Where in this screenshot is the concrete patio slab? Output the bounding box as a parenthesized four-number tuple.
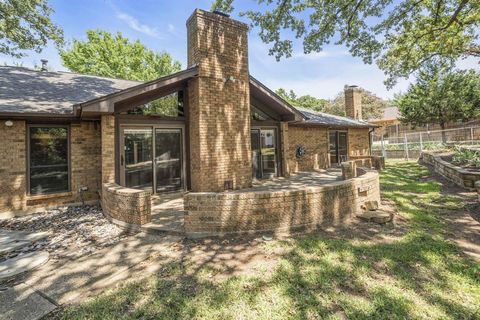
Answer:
(0, 284, 56, 320)
(0, 251, 49, 281)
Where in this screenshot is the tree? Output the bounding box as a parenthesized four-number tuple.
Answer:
(277, 87, 388, 119)
(0, 0, 63, 57)
(212, 0, 480, 87)
(276, 88, 328, 112)
(60, 30, 181, 82)
(394, 63, 480, 142)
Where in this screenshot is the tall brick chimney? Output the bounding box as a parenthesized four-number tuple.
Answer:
(186, 9, 252, 192)
(344, 85, 362, 120)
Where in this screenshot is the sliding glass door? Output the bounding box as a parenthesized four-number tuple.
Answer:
(154, 129, 183, 193)
(329, 131, 348, 165)
(123, 128, 154, 190)
(121, 126, 184, 193)
(251, 128, 278, 179)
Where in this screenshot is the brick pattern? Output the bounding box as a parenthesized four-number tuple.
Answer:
(0, 120, 101, 215)
(71, 121, 101, 202)
(348, 128, 370, 157)
(422, 151, 480, 189)
(101, 115, 115, 184)
(287, 125, 329, 172)
(102, 183, 151, 225)
(187, 9, 252, 192)
(344, 87, 362, 120)
(184, 170, 380, 237)
(0, 120, 26, 213)
(280, 122, 290, 177)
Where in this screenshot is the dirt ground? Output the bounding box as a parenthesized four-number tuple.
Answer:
(422, 166, 480, 261)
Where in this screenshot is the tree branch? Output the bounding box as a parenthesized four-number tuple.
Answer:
(347, 0, 365, 37)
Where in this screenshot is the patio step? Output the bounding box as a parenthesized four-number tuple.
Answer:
(141, 210, 185, 236)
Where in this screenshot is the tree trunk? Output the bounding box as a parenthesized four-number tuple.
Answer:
(440, 122, 447, 143)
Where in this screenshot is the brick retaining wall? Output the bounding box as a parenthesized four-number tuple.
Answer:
(101, 183, 151, 225)
(421, 151, 480, 189)
(184, 170, 380, 238)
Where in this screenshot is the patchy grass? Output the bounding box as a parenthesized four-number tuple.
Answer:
(61, 162, 480, 320)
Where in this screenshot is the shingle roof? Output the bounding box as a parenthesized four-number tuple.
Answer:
(295, 107, 375, 128)
(0, 66, 141, 114)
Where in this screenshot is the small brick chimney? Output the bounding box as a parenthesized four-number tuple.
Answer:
(186, 9, 252, 192)
(344, 85, 362, 120)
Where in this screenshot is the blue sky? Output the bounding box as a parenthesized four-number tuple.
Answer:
(1, 0, 477, 100)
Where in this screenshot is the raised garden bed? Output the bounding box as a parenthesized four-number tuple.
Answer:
(421, 151, 480, 189)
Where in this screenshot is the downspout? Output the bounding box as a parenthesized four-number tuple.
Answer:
(368, 128, 374, 156)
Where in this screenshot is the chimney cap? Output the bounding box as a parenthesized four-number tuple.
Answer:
(212, 10, 230, 18)
(40, 59, 48, 72)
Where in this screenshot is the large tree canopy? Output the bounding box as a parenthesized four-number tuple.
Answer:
(60, 30, 181, 82)
(276, 87, 388, 119)
(395, 63, 480, 140)
(212, 0, 479, 87)
(0, 0, 63, 57)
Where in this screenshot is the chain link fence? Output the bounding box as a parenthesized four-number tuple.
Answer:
(372, 126, 480, 160)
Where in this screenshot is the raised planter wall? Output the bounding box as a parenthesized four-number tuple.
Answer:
(421, 151, 480, 189)
(184, 170, 380, 238)
(101, 183, 151, 226)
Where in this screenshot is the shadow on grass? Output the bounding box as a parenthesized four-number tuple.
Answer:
(61, 162, 480, 320)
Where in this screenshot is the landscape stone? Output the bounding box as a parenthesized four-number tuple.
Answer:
(356, 210, 393, 224)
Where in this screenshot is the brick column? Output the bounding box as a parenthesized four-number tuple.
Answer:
(280, 122, 290, 177)
(101, 115, 115, 185)
(186, 9, 252, 192)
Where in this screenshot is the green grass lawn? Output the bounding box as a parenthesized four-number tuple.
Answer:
(62, 162, 480, 320)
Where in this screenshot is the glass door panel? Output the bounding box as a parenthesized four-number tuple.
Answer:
(260, 129, 277, 178)
(329, 131, 348, 165)
(251, 129, 262, 179)
(155, 129, 183, 193)
(338, 132, 348, 163)
(124, 128, 153, 191)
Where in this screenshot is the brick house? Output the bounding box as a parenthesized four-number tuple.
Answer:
(0, 9, 377, 226)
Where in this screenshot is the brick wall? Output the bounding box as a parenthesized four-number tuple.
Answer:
(0, 120, 101, 216)
(349, 128, 370, 157)
(184, 170, 380, 237)
(102, 183, 151, 225)
(71, 121, 101, 202)
(345, 86, 362, 120)
(422, 151, 480, 189)
(0, 120, 26, 213)
(287, 125, 329, 172)
(101, 114, 115, 185)
(187, 9, 252, 192)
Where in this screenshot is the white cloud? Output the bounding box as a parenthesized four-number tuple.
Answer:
(116, 12, 162, 39)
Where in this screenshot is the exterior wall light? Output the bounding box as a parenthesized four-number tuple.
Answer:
(5, 120, 13, 127)
(224, 76, 236, 83)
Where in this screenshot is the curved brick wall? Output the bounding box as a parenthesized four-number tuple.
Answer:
(101, 183, 151, 226)
(184, 170, 380, 237)
(421, 151, 480, 189)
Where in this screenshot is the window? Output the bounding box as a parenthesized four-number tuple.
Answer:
(29, 126, 69, 195)
(125, 91, 184, 117)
